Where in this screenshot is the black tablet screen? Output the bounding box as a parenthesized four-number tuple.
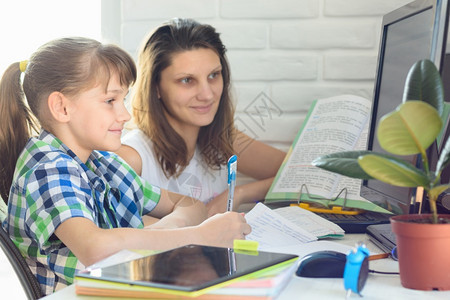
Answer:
(78, 244, 298, 292)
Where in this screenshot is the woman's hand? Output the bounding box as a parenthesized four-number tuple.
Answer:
(205, 191, 228, 217)
(149, 189, 207, 228)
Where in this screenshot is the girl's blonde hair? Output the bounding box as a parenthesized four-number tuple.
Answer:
(0, 37, 136, 203)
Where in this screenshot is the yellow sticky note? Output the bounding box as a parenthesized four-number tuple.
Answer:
(233, 239, 259, 251)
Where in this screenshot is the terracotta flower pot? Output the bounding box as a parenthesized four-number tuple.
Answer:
(390, 214, 450, 290)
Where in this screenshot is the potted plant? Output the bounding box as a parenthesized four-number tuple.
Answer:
(312, 59, 450, 291)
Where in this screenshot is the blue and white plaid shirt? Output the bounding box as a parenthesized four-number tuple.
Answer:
(2, 130, 160, 295)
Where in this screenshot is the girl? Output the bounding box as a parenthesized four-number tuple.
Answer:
(117, 18, 286, 216)
(0, 37, 250, 295)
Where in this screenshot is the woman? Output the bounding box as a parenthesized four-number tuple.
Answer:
(117, 18, 286, 216)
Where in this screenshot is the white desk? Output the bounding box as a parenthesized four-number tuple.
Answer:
(43, 233, 450, 300)
(277, 234, 450, 300)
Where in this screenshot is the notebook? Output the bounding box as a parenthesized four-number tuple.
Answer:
(264, 202, 391, 234)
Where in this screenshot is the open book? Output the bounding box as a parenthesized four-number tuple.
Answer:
(244, 203, 344, 252)
(265, 94, 390, 214)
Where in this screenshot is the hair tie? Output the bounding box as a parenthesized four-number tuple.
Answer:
(19, 60, 28, 73)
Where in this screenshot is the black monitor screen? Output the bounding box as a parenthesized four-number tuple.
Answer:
(361, 0, 448, 215)
(373, 10, 433, 123)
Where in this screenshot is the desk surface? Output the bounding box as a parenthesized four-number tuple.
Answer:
(43, 233, 450, 300)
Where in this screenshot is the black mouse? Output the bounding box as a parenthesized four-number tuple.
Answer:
(296, 250, 347, 278)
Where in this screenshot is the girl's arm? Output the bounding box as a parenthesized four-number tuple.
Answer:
(55, 211, 250, 267)
(146, 189, 207, 228)
(115, 146, 206, 228)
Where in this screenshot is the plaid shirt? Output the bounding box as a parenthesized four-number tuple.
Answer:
(2, 130, 160, 295)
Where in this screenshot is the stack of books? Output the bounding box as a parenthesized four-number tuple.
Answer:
(75, 245, 299, 300)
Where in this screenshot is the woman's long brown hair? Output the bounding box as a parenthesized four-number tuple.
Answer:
(132, 18, 235, 178)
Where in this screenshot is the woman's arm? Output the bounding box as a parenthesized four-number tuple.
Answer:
(142, 215, 161, 227)
(147, 189, 207, 228)
(205, 130, 286, 215)
(55, 211, 251, 267)
(234, 130, 286, 179)
(206, 177, 274, 216)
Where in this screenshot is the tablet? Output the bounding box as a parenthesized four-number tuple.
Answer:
(76, 244, 298, 295)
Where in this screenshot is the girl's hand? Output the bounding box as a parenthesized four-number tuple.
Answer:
(196, 211, 251, 248)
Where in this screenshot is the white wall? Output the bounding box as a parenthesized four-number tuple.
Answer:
(103, 0, 414, 151)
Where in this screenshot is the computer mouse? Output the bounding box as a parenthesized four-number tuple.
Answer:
(391, 246, 398, 261)
(296, 250, 347, 278)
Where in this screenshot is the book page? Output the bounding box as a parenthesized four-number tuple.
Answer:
(273, 206, 344, 238)
(270, 94, 370, 200)
(244, 203, 317, 250)
(333, 125, 369, 201)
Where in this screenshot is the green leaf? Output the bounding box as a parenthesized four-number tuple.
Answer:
(358, 154, 429, 187)
(377, 101, 442, 155)
(312, 151, 374, 180)
(403, 59, 444, 115)
(428, 185, 450, 201)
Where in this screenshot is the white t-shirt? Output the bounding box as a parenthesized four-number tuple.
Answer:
(122, 129, 228, 204)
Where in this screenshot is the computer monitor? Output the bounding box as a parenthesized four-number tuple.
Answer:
(360, 0, 449, 215)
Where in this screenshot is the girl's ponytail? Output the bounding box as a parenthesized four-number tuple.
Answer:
(0, 62, 38, 204)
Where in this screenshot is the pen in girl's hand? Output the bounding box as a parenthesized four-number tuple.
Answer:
(227, 155, 237, 211)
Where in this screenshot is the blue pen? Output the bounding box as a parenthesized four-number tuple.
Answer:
(227, 155, 237, 211)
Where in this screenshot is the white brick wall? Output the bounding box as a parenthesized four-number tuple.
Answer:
(105, 0, 414, 151)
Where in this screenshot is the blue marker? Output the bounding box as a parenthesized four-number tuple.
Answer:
(227, 155, 237, 211)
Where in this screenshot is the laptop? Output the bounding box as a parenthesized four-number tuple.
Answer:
(315, 211, 391, 234)
(366, 223, 396, 253)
